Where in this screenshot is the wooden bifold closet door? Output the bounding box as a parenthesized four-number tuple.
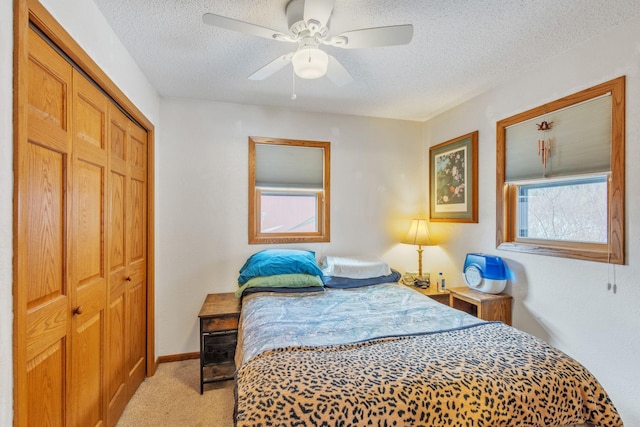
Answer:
(14, 19, 150, 427)
(106, 101, 148, 424)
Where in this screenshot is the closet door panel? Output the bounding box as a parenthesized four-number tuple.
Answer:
(127, 276, 146, 398)
(27, 342, 65, 427)
(70, 70, 108, 427)
(23, 144, 66, 319)
(72, 161, 103, 278)
(106, 108, 129, 424)
(106, 291, 126, 419)
(126, 125, 147, 398)
(130, 175, 145, 263)
(109, 171, 126, 271)
(27, 30, 69, 152)
(19, 27, 72, 427)
(71, 311, 103, 426)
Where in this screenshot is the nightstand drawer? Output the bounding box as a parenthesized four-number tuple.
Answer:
(203, 331, 237, 365)
(201, 316, 238, 332)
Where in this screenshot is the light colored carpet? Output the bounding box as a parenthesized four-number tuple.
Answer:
(116, 359, 235, 427)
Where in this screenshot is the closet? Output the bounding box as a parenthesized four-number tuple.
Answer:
(13, 3, 154, 426)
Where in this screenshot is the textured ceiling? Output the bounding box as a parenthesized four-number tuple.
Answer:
(93, 0, 640, 121)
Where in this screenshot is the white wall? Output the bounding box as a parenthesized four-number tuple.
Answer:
(4, 0, 637, 424)
(0, 0, 160, 423)
(423, 16, 640, 425)
(0, 0, 14, 425)
(157, 97, 424, 356)
(38, 0, 160, 124)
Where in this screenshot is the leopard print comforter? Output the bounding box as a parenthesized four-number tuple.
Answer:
(235, 323, 622, 426)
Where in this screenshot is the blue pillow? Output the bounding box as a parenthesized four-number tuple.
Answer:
(238, 249, 323, 285)
(322, 269, 402, 288)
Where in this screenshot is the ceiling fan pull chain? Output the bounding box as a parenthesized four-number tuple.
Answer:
(291, 66, 297, 100)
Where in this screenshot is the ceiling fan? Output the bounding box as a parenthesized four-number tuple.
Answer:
(202, 0, 413, 87)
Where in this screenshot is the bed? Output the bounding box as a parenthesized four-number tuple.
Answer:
(233, 250, 622, 426)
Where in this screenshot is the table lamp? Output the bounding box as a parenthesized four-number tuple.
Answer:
(401, 218, 435, 286)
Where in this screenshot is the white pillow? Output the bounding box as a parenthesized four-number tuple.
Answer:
(320, 255, 392, 279)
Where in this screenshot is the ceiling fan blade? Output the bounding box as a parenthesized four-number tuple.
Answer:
(248, 53, 293, 80)
(325, 55, 353, 86)
(328, 24, 413, 49)
(303, 0, 335, 29)
(203, 13, 293, 42)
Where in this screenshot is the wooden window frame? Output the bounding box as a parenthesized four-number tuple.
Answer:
(249, 136, 330, 244)
(496, 77, 625, 264)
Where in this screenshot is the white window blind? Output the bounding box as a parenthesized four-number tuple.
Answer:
(505, 94, 611, 182)
(255, 144, 324, 189)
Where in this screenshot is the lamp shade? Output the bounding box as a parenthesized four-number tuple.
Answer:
(292, 47, 329, 79)
(402, 219, 434, 246)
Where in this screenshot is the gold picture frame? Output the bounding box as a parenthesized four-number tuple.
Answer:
(429, 131, 478, 223)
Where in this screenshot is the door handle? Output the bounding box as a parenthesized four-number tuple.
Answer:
(73, 306, 84, 315)
(125, 276, 132, 282)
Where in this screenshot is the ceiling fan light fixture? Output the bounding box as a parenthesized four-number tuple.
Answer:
(292, 47, 328, 79)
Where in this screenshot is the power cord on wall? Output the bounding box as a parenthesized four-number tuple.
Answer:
(606, 174, 616, 294)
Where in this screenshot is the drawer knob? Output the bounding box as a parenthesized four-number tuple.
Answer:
(73, 306, 84, 315)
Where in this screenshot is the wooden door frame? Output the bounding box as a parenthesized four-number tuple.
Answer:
(13, 0, 156, 424)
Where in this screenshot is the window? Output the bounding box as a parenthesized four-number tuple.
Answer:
(516, 176, 608, 243)
(248, 137, 330, 244)
(496, 77, 625, 264)
(259, 191, 319, 233)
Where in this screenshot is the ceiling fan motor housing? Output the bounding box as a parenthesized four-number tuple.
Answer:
(286, 0, 329, 38)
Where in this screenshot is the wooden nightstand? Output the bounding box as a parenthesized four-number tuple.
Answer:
(198, 293, 241, 394)
(448, 287, 512, 325)
(401, 282, 450, 306)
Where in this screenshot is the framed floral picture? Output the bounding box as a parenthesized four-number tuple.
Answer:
(429, 131, 478, 222)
